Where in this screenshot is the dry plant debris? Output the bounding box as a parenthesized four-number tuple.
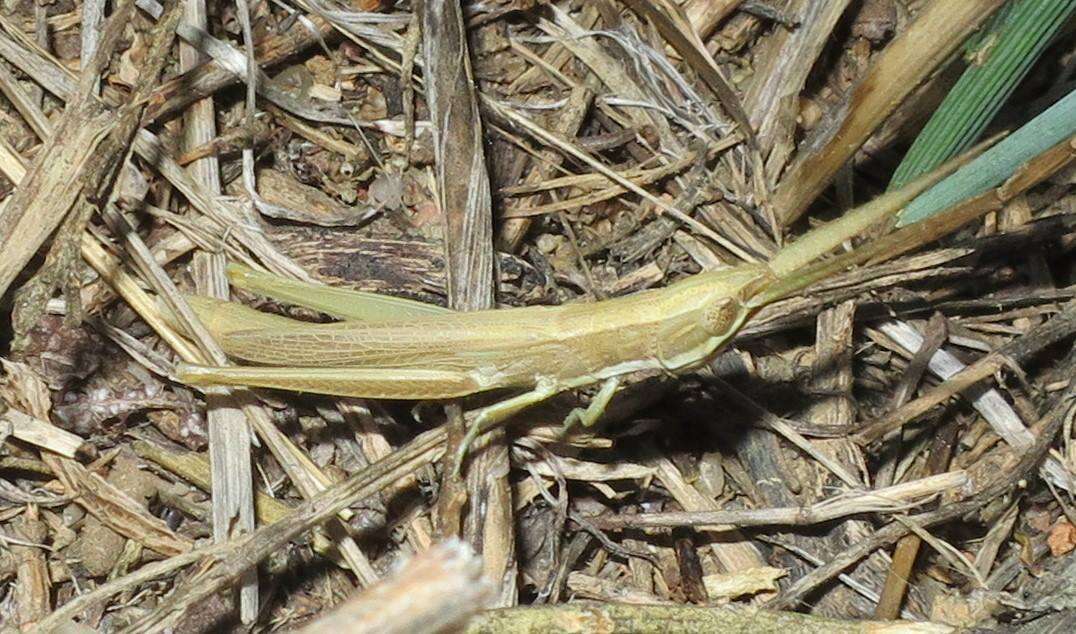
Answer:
(0, 0, 1073, 631)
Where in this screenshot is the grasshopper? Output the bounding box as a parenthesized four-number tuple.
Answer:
(176, 160, 967, 466)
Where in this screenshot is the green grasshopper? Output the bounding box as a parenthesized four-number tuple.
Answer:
(176, 160, 966, 466)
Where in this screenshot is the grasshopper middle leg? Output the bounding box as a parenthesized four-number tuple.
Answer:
(454, 377, 560, 474)
(453, 375, 621, 474)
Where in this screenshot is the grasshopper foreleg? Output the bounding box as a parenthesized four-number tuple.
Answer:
(564, 377, 620, 430)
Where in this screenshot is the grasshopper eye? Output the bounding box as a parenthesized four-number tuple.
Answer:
(702, 297, 741, 336)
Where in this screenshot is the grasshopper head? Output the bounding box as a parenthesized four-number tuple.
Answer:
(694, 266, 776, 339)
(701, 297, 741, 336)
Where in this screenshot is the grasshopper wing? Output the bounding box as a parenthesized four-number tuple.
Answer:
(227, 264, 453, 321)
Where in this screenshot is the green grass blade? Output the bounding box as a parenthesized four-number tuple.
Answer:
(890, 0, 1076, 191)
(898, 88, 1076, 226)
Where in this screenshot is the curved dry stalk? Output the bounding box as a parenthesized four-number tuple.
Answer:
(590, 471, 968, 530)
(771, 0, 1008, 225)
